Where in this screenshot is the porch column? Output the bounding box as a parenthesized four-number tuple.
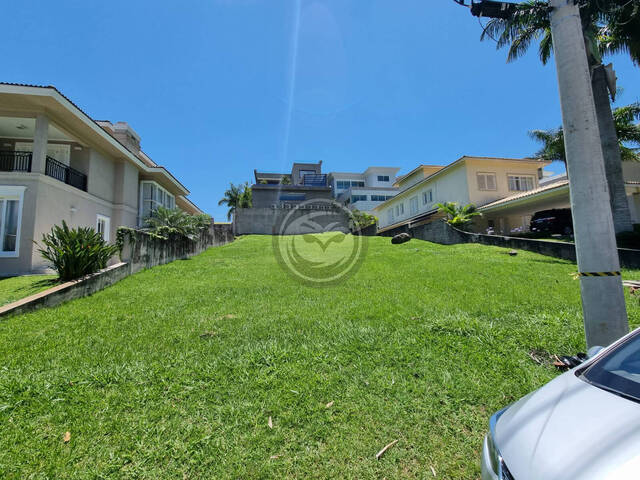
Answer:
(31, 114, 48, 174)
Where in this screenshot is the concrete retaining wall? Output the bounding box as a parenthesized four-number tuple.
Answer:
(235, 207, 351, 235)
(120, 223, 234, 274)
(0, 262, 131, 318)
(405, 219, 640, 268)
(0, 223, 235, 318)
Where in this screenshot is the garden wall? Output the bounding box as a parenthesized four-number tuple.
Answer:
(0, 262, 131, 318)
(406, 219, 640, 269)
(235, 207, 351, 235)
(120, 223, 234, 274)
(0, 223, 235, 318)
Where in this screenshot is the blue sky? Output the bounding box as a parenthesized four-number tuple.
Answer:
(4, 0, 640, 220)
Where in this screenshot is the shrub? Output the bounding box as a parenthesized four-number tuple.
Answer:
(350, 209, 377, 230)
(436, 202, 481, 229)
(37, 221, 119, 281)
(144, 207, 212, 240)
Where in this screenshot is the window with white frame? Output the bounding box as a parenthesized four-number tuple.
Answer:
(395, 202, 404, 216)
(139, 181, 176, 220)
(387, 209, 393, 224)
(0, 186, 25, 257)
(377, 175, 390, 182)
(422, 189, 433, 205)
(508, 175, 535, 192)
(477, 172, 497, 191)
(409, 196, 418, 215)
(96, 214, 111, 242)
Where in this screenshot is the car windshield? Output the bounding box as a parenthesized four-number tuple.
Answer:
(580, 330, 640, 402)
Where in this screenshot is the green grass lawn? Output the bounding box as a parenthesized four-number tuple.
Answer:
(0, 275, 57, 307)
(1, 235, 639, 479)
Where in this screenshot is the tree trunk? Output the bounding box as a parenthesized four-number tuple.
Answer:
(591, 65, 633, 233)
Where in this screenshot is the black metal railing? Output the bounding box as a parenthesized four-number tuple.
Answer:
(0, 151, 32, 172)
(302, 174, 328, 186)
(45, 156, 87, 191)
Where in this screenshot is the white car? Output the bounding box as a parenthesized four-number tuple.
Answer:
(481, 327, 640, 480)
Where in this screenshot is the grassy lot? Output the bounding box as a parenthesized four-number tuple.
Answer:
(1, 235, 639, 479)
(0, 275, 57, 306)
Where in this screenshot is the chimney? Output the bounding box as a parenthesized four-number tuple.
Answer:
(110, 121, 141, 153)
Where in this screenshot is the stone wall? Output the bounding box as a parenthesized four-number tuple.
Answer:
(120, 223, 234, 274)
(235, 207, 351, 235)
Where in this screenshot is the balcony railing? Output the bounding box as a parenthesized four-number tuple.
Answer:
(45, 156, 88, 192)
(301, 174, 328, 187)
(0, 151, 32, 172)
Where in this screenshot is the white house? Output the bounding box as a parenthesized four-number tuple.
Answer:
(328, 167, 400, 214)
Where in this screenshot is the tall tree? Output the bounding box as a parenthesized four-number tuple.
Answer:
(481, 0, 640, 232)
(218, 182, 252, 221)
(530, 102, 640, 164)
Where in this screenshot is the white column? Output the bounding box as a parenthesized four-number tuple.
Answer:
(32, 114, 48, 174)
(550, 0, 628, 347)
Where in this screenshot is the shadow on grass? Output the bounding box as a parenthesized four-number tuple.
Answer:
(529, 257, 574, 266)
(0, 277, 59, 295)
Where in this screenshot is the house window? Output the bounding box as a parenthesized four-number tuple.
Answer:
(0, 186, 25, 257)
(387, 210, 394, 224)
(409, 196, 418, 215)
(336, 180, 351, 190)
(508, 175, 535, 192)
(377, 175, 390, 182)
(351, 195, 368, 203)
(140, 181, 176, 221)
(477, 173, 497, 191)
(371, 195, 391, 201)
(422, 189, 433, 205)
(395, 202, 405, 216)
(351, 181, 365, 187)
(96, 214, 111, 242)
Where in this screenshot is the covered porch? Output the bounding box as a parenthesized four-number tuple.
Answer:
(0, 115, 88, 191)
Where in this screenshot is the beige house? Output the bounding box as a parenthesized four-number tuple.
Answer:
(478, 162, 640, 234)
(375, 156, 549, 233)
(0, 83, 202, 275)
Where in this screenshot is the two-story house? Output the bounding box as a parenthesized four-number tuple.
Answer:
(328, 167, 400, 214)
(252, 161, 333, 208)
(375, 156, 549, 233)
(0, 83, 202, 275)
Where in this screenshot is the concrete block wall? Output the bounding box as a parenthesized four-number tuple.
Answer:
(235, 207, 351, 235)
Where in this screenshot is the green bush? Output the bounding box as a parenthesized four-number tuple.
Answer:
(144, 207, 212, 240)
(37, 221, 119, 281)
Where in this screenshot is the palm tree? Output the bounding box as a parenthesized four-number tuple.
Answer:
(530, 102, 640, 164)
(436, 202, 481, 229)
(481, 0, 640, 232)
(218, 182, 252, 221)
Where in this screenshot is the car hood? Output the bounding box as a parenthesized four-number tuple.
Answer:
(496, 370, 640, 480)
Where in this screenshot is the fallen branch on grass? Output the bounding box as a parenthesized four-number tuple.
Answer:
(375, 439, 398, 460)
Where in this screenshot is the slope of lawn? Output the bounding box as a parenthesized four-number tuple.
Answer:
(1, 234, 639, 479)
(0, 274, 57, 307)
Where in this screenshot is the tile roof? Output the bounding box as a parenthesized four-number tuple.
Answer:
(0, 82, 190, 196)
(479, 179, 569, 210)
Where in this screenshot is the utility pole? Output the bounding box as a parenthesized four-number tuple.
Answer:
(549, 0, 628, 347)
(458, 0, 629, 347)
